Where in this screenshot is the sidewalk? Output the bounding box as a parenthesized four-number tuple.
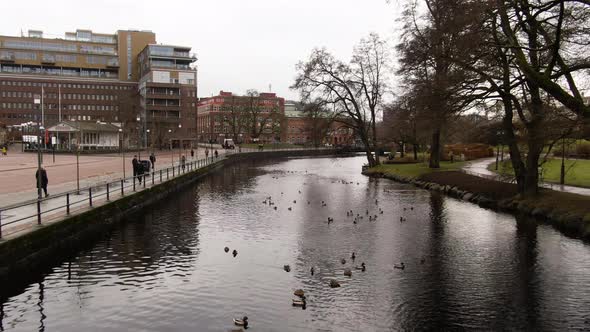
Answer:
(0, 148, 223, 206)
(462, 157, 590, 196)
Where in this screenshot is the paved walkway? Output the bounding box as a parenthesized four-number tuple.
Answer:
(462, 157, 590, 196)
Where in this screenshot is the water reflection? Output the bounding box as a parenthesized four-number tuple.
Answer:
(1, 156, 589, 331)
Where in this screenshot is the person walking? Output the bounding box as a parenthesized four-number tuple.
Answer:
(35, 167, 49, 197)
(214, 149, 219, 159)
(149, 152, 156, 171)
(181, 155, 186, 171)
(190, 148, 194, 159)
(132, 155, 139, 183)
(205, 148, 209, 159)
(1, 146, 6, 156)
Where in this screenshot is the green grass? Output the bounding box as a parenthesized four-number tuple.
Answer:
(367, 160, 467, 178)
(489, 159, 590, 188)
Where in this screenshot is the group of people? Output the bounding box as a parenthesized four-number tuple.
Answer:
(132, 153, 157, 183)
(204, 148, 219, 159)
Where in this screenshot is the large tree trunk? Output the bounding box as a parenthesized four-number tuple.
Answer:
(413, 143, 419, 161)
(429, 128, 441, 168)
(400, 142, 405, 158)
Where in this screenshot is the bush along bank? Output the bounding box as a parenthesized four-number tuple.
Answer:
(364, 169, 590, 241)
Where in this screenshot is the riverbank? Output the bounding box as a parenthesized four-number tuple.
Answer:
(364, 164, 590, 241)
(490, 159, 590, 188)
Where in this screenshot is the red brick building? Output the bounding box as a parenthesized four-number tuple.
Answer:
(284, 101, 355, 146)
(197, 91, 285, 143)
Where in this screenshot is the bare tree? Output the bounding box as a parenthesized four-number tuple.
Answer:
(292, 33, 389, 166)
(301, 99, 335, 147)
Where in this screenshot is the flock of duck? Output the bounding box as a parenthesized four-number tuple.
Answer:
(226, 175, 421, 330)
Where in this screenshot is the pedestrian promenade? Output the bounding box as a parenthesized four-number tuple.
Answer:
(0, 145, 330, 240)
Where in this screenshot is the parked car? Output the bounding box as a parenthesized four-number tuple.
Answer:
(223, 139, 235, 149)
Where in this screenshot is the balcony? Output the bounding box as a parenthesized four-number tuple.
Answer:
(146, 103, 181, 110)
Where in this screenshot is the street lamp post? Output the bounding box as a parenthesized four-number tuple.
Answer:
(33, 97, 42, 199)
(168, 129, 173, 166)
(119, 128, 125, 179)
(136, 116, 141, 160)
(178, 124, 182, 162)
(146, 129, 151, 153)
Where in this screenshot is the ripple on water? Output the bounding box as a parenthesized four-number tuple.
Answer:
(2, 156, 590, 331)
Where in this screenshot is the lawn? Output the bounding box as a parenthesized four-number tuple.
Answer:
(367, 160, 467, 178)
(489, 158, 590, 188)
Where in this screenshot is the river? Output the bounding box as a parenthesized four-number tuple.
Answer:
(1, 156, 589, 331)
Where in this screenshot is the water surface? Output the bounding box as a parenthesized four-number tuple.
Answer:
(2, 156, 589, 331)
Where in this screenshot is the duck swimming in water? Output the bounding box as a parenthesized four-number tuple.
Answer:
(224, 247, 230, 253)
(394, 262, 405, 270)
(232, 250, 238, 257)
(341, 258, 346, 265)
(284, 265, 291, 272)
(233, 316, 248, 328)
(310, 267, 315, 276)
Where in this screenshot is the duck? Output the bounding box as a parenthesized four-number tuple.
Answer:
(355, 262, 366, 272)
(329, 279, 341, 288)
(307, 201, 310, 205)
(224, 246, 230, 253)
(353, 220, 357, 225)
(410, 207, 414, 210)
(233, 316, 249, 328)
(288, 207, 292, 211)
(273, 206, 277, 210)
(394, 262, 405, 270)
(310, 267, 315, 276)
(366, 210, 369, 215)
(232, 250, 238, 257)
(292, 296, 306, 307)
(344, 268, 352, 277)
(283, 265, 291, 272)
(293, 200, 296, 204)
(294, 289, 305, 297)
(351, 252, 356, 260)
(340, 258, 346, 265)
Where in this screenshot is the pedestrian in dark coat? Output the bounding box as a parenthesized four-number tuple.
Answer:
(190, 149, 194, 159)
(181, 155, 186, 171)
(36, 167, 49, 197)
(132, 155, 141, 183)
(214, 150, 219, 159)
(149, 153, 156, 170)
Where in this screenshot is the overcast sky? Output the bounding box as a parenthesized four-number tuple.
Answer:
(0, 0, 400, 100)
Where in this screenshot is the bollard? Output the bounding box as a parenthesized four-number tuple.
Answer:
(121, 179, 124, 196)
(133, 177, 136, 191)
(167, 168, 169, 180)
(160, 169, 162, 182)
(152, 171, 155, 184)
(143, 175, 146, 188)
(37, 200, 41, 225)
(66, 193, 70, 214)
(89, 187, 93, 207)
(173, 166, 175, 177)
(106, 183, 110, 201)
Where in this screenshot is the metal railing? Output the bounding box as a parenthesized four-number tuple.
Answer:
(0, 145, 335, 239)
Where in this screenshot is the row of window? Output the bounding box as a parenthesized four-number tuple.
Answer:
(0, 113, 111, 122)
(1, 91, 119, 101)
(1, 102, 119, 112)
(0, 80, 133, 90)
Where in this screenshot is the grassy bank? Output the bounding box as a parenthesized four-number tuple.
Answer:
(489, 159, 590, 188)
(366, 162, 590, 240)
(367, 160, 466, 178)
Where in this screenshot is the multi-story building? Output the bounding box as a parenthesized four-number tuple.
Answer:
(0, 29, 197, 149)
(197, 91, 285, 144)
(284, 100, 355, 146)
